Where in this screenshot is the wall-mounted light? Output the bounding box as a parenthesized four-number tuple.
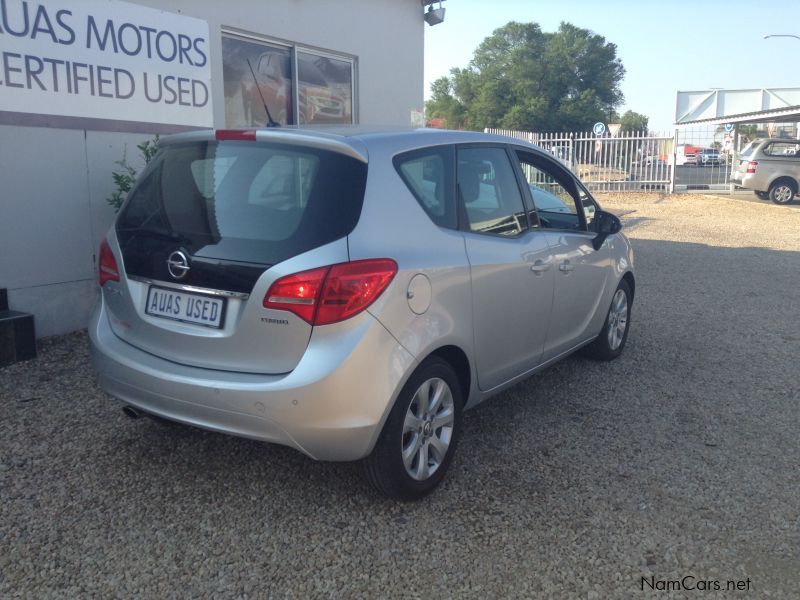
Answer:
(422, 0, 446, 26)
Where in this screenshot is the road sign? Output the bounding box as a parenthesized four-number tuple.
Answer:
(724, 123, 734, 133)
(595, 139, 602, 153)
(608, 123, 621, 137)
(593, 122, 606, 136)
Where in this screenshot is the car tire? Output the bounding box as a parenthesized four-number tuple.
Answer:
(362, 357, 463, 501)
(581, 279, 632, 361)
(755, 191, 769, 200)
(768, 180, 796, 205)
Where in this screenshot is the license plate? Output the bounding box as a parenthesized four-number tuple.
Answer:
(145, 286, 226, 329)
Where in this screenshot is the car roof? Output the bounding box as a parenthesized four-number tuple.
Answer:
(754, 137, 800, 144)
(160, 127, 544, 163)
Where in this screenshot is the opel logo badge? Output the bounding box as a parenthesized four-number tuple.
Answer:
(166, 250, 190, 280)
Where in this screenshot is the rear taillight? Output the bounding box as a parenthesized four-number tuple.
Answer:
(98, 238, 120, 286)
(747, 161, 758, 174)
(264, 259, 398, 325)
(264, 266, 329, 323)
(215, 129, 257, 141)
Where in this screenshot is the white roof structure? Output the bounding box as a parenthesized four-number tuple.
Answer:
(675, 88, 800, 126)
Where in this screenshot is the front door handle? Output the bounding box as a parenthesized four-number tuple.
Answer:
(559, 261, 574, 273)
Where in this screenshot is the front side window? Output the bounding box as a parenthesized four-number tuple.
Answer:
(515, 150, 585, 231)
(458, 147, 528, 236)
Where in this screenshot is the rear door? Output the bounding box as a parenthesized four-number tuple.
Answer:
(458, 145, 555, 390)
(513, 148, 611, 361)
(107, 137, 367, 374)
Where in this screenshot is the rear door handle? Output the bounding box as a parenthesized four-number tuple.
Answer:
(530, 260, 551, 274)
(559, 261, 574, 273)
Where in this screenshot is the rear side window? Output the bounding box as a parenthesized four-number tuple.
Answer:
(117, 141, 366, 266)
(393, 146, 456, 229)
(458, 146, 528, 236)
(762, 142, 800, 157)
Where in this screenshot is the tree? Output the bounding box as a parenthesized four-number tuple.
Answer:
(428, 21, 626, 131)
(619, 110, 649, 134)
(424, 76, 466, 129)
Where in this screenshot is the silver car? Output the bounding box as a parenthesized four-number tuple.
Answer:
(732, 137, 800, 204)
(90, 128, 635, 500)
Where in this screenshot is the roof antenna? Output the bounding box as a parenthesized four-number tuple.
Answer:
(246, 58, 280, 128)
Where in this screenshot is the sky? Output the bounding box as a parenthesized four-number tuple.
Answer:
(424, 0, 800, 132)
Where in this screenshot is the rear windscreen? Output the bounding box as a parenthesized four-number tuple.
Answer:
(117, 141, 367, 265)
(739, 142, 757, 159)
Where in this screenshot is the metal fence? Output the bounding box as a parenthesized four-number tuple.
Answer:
(485, 126, 750, 193)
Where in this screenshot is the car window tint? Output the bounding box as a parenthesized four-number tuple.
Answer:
(515, 150, 583, 231)
(117, 141, 366, 267)
(394, 146, 456, 229)
(458, 147, 527, 236)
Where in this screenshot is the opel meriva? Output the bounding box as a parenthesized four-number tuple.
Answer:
(90, 128, 635, 500)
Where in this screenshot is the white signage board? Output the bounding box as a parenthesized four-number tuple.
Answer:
(0, 0, 212, 128)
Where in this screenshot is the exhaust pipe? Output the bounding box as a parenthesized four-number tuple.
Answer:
(122, 405, 143, 419)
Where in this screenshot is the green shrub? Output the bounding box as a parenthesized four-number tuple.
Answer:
(107, 135, 159, 212)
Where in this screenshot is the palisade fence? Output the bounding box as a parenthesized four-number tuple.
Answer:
(485, 127, 742, 193)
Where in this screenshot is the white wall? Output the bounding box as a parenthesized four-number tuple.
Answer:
(0, 0, 423, 337)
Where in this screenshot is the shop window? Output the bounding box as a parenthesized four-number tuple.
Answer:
(297, 52, 354, 125)
(222, 33, 356, 127)
(222, 37, 292, 127)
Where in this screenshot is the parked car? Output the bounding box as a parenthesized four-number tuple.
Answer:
(631, 156, 667, 169)
(90, 128, 635, 500)
(731, 138, 800, 204)
(696, 148, 722, 166)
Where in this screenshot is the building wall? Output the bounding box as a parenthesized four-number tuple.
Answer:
(0, 0, 423, 337)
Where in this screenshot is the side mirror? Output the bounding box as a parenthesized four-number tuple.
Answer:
(591, 210, 622, 250)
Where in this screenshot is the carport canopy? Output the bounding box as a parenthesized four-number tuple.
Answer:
(675, 104, 800, 127)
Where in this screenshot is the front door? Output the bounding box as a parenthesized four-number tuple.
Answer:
(513, 149, 611, 360)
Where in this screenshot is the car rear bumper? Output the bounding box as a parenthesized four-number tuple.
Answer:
(731, 173, 764, 191)
(89, 297, 416, 461)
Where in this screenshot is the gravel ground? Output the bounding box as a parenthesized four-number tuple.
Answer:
(2, 193, 799, 598)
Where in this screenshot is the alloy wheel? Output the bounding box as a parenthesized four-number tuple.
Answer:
(401, 377, 455, 481)
(773, 185, 793, 203)
(607, 288, 628, 351)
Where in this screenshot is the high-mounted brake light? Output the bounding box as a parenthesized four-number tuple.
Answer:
(215, 129, 257, 141)
(264, 259, 398, 325)
(98, 238, 120, 286)
(747, 161, 758, 174)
